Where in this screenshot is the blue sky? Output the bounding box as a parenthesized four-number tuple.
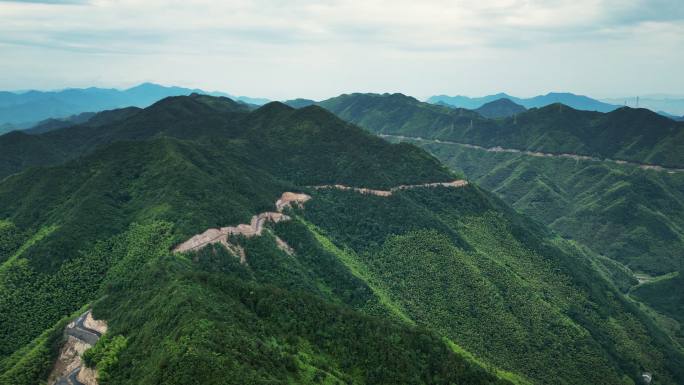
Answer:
(0, 0, 682, 100)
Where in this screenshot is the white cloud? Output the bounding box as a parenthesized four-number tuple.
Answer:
(0, 0, 682, 99)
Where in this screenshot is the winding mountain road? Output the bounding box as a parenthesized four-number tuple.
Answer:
(66, 313, 102, 346)
(55, 368, 82, 385)
(381, 134, 684, 174)
(51, 311, 107, 385)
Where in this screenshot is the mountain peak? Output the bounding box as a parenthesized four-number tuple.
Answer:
(255, 101, 295, 115)
(386, 92, 419, 102)
(125, 82, 167, 91)
(606, 105, 676, 125)
(475, 98, 526, 118)
(535, 102, 579, 112)
(283, 98, 316, 109)
(145, 94, 248, 114)
(544, 91, 575, 97)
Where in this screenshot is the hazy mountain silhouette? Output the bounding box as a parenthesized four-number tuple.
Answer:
(0, 83, 269, 126)
(428, 92, 620, 112)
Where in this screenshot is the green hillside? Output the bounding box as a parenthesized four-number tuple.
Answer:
(299, 186, 684, 384)
(403, 140, 684, 276)
(0, 95, 682, 385)
(474, 98, 526, 119)
(407, 139, 684, 345)
(631, 269, 684, 345)
(325, 92, 684, 359)
(89, 234, 511, 385)
(319, 93, 684, 271)
(0, 106, 142, 180)
(320, 93, 684, 168)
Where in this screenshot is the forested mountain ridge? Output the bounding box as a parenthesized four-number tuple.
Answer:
(0, 106, 143, 180)
(320, 92, 684, 270)
(389, 136, 684, 275)
(320, 93, 684, 168)
(0, 94, 450, 183)
(323, 92, 684, 352)
(1, 94, 682, 385)
(23, 107, 141, 135)
(474, 98, 526, 118)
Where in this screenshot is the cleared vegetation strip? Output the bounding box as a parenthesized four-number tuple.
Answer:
(0, 224, 58, 275)
(381, 134, 684, 174)
(443, 339, 532, 385)
(311, 180, 468, 196)
(174, 180, 468, 256)
(172, 191, 312, 260)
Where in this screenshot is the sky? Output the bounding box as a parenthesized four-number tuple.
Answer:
(0, 0, 683, 100)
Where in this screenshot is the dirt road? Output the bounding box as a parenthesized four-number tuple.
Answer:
(381, 134, 684, 174)
(50, 310, 107, 385)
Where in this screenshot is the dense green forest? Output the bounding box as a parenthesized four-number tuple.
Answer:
(473, 98, 527, 119)
(0, 94, 682, 385)
(90, 225, 512, 385)
(300, 186, 684, 384)
(631, 270, 684, 346)
(318, 92, 684, 345)
(319, 93, 684, 168)
(403, 140, 684, 275)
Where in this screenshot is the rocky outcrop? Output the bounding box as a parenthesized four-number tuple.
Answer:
(173, 192, 312, 261)
(275, 192, 311, 211)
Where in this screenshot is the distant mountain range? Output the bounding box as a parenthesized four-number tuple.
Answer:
(4, 85, 682, 132)
(429, 92, 684, 117)
(322, 92, 684, 168)
(0, 83, 269, 127)
(428, 92, 620, 113)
